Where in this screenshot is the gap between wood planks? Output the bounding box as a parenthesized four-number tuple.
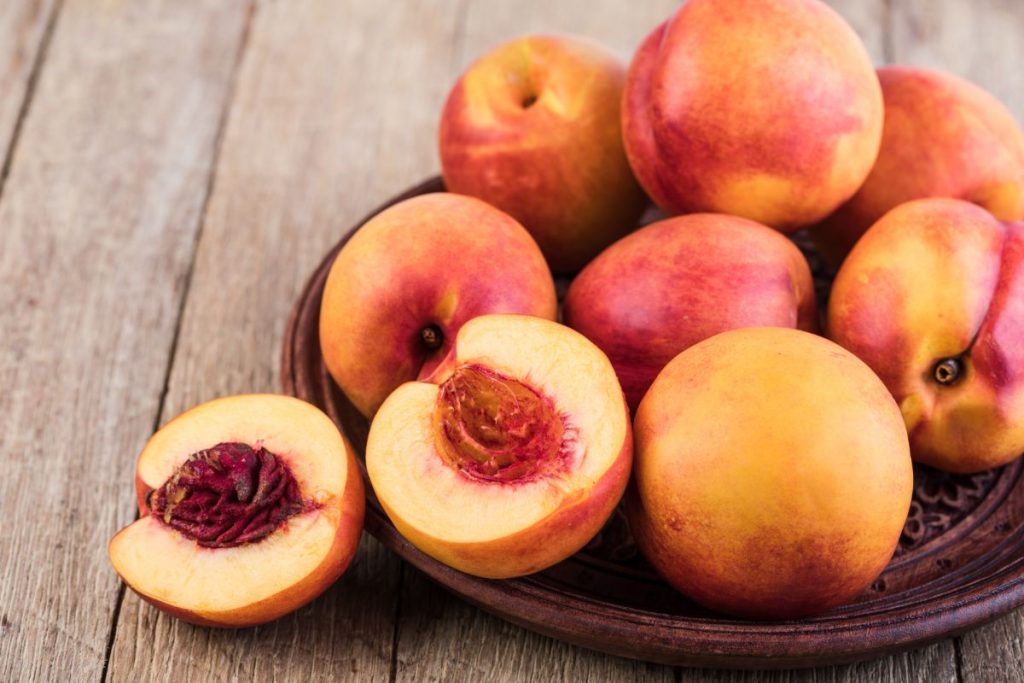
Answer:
(93, 2, 259, 681)
(0, 0, 63, 209)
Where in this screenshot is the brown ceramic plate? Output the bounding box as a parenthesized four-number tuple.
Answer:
(281, 177, 1024, 669)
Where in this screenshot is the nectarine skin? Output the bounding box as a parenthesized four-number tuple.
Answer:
(828, 199, 1024, 473)
(564, 213, 817, 410)
(440, 35, 646, 272)
(629, 328, 912, 620)
(623, 0, 883, 231)
(381, 424, 632, 578)
(319, 193, 556, 417)
(813, 67, 1024, 264)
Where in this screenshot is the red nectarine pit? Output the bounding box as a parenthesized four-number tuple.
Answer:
(435, 364, 573, 483)
(147, 442, 314, 548)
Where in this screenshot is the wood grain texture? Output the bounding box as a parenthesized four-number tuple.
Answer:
(0, 0, 250, 681)
(104, 0, 464, 680)
(677, 641, 956, 683)
(889, 0, 1024, 117)
(889, 2, 1024, 681)
(0, 0, 58, 170)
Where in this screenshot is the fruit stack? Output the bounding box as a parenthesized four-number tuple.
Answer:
(109, 0, 1024, 628)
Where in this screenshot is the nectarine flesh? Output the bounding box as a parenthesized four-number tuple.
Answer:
(367, 314, 632, 579)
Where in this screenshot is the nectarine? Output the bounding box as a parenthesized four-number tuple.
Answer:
(319, 193, 557, 417)
(366, 314, 632, 579)
(564, 213, 817, 410)
(629, 328, 912, 620)
(813, 66, 1024, 264)
(622, 0, 883, 230)
(440, 35, 646, 272)
(108, 394, 365, 627)
(828, 199, 1024, 473)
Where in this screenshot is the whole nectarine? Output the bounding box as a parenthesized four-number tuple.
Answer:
(564, 213, 817, 410)
(319, 193, 557, 417)
(629, 328, 912, 620)
(440, 35, 646, 272)
(828, 198, 1024, 473)
(623, 0, 883, 231)
(813, 66, 1024, 264)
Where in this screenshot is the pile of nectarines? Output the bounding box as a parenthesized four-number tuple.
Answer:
(110, 0, 1024, 628)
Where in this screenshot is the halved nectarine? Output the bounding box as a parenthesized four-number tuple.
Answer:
(366, 314, 632, 579)
(108, 394, 365, 627)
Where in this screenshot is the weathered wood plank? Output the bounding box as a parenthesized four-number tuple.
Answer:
(0, 0, 251, 681)
(104, 1, 465, 680)
(958, 611, 1024, 683)
(889, 2, 1024, 681)
(396, 569, 675, 683)
(0, 0, 58, 171)
(676, 642, 956, 683)
(889, 0, 1024, 117)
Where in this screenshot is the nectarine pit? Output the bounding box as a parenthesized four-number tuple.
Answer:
(148, 442, 309, 548)
(435, 364, 569, 483)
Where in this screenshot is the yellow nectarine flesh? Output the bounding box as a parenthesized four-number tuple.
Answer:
(367, 314, 632, 579)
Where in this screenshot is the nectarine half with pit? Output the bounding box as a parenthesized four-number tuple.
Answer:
(108, 394, 365, 627)
(564, 213, 817, 411)
(623, 0, 883, 230)
(828, 198, 1024, 473)
(440, 34, 646, 272)
(629, 328, 912, 620)
(366, 314, 632, 579)
(319, 193, 557, 417)
(813, 66, 1024, 264)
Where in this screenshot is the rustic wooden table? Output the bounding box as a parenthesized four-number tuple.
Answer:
(2, 0, 1022, 681)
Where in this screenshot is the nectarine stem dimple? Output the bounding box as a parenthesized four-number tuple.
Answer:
(420, 325, 443, 351)
(434, 364, 568, 483)
(148, 442, 309, 548)
(933, 358, 962, 386)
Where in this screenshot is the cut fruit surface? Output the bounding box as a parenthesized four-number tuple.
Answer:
(109, 394, 364, 627)
(366, 314, 631, 579)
